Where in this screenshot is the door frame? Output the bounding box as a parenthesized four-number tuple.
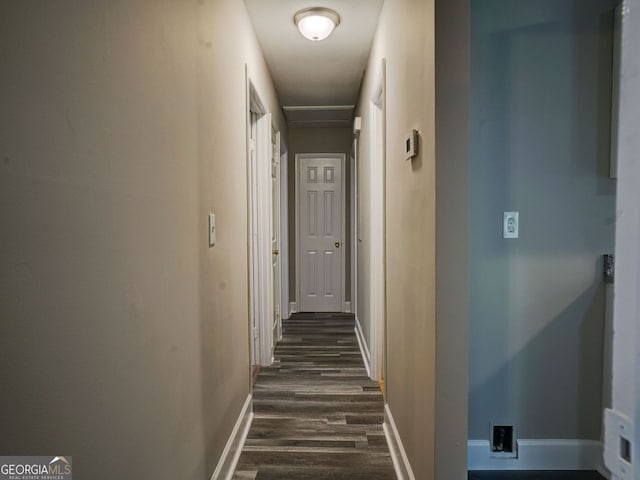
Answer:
(271, 128, 283, 344)
(295, 153, 347, 313)
(350, 139, 358, 320)
(245, 67, 275, 370)
(280, 149, 290, 322)
(605, 0, 640, 476)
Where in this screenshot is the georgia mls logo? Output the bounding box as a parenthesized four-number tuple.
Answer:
(0, 456, 72, 480)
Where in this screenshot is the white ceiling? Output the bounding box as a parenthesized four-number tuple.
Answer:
(245, 0, 384, 127)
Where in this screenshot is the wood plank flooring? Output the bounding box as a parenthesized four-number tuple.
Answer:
(233, 312, 396, 480)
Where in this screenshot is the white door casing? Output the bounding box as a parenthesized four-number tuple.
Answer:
(248, 110, 260, 367)
(280, 151, 290, 323)
(271, 130, 282, 346)
(369, 60, 386, 382)
(246, 71, 275, 368)
(605, 2, 639, 479)
(296, 154, 346, 312)
(256, 111, 273, 367)
(350, 142, 357, 319)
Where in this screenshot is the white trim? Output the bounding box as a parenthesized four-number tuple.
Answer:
(383, 404, 416, 480)
(344, 301, 351, 313)
(598, 464, 611, 480)
(246, 70, 275, 368)
(245, 68, 263, 371)
(295, 158, 300, 312)
(369, 59, 387, 381)
(280, 151, 290, 322)
(211, 394, 253, 480)
(609, 4, 621, 179)
(467, 439, 605, 471)
(350, 139, 358, 319)
(257, 112, 274, 367)
(289, 301, 297, 315)
(608, 1, 640, 476)
(295, 153, 347, 313)
(341, 153, 347, 314)
(354, 315, 371, 377)
(271, 129, 282, 346)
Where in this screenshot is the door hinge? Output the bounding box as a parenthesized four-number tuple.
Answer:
(253, 327, 259, 339)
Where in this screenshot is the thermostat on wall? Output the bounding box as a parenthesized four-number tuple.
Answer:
(405, 129, 418, 160)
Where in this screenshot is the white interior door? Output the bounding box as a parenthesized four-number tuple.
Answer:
(298, 155, 344, 312)
(271, 130, 282, 345)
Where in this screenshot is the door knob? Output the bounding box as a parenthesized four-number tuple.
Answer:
(272, 249, 279, 255)
(335, 241, 340, 248)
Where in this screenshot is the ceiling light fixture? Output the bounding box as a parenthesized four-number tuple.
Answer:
(294, 7, 340, 42)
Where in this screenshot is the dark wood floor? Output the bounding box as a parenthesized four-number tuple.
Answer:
(233, 312, 396, 480)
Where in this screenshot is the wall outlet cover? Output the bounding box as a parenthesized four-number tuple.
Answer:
(503, 212, 519, 239)
(604, 408, 634, 479)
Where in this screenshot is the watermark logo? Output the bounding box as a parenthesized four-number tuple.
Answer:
(0, 456, 72, 480)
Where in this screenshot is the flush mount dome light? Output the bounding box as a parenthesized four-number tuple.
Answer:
(294, 7, 340, 42)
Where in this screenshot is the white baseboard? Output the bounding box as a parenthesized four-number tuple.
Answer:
(468, 439, 604, 471)
(383, 404, 416, 480)
(211, 394, 253, 480)
(289, 302, 297, 315)
(598, 464, 612, 479)
(344, 301, 352, 313)
(354, 315, 371, 378)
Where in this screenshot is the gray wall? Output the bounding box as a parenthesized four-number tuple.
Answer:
(287, 127, 353, 305)
(0, 1, 285, 478)
(469, 0, 617, 440)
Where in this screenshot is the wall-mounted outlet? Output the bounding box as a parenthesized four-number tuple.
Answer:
(503, 212, 519, 239)
(490, 425, 517, 458)
(621, 436, 632, 463)
(604, 409, 634, 479)
(208, 213, 216, 247)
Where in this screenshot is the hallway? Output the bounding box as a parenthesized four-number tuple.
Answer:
(1, 0, 639, 479)
(233, 313, 396, 479)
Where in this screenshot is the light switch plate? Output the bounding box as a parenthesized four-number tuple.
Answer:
(208, 213, 216, 247)
(504, 212, 519, 239)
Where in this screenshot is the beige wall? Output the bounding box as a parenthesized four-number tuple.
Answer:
(287, 127, 353, 306)
(356, 0, 437, 478)
(0, 1, 284, 478)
